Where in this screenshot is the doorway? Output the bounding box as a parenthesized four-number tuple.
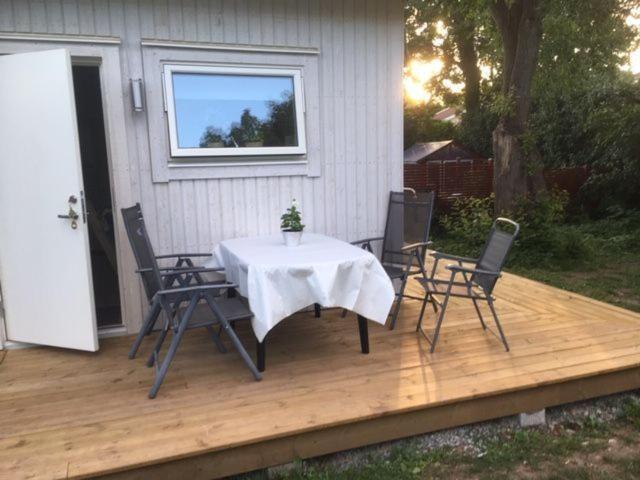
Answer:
(72, 64, 122, 329)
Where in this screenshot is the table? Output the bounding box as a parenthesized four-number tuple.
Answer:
(205, 233, 395, 370)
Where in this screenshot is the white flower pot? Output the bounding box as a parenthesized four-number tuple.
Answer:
(282, 230, 303, 247)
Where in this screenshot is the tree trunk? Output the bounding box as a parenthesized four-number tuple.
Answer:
(492, 124, 545, 214)
(491, 0, 545, 214)
(451, 23, 481, 114)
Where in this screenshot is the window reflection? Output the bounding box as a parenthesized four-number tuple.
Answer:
(172, 73, 299, 149)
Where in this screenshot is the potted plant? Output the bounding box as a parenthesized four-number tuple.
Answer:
(280, 199, 305, 246)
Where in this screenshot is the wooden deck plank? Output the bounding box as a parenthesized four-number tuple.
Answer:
(1, 273, 640, 480)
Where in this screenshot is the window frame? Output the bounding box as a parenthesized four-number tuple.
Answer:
(163, 63, 307, 158)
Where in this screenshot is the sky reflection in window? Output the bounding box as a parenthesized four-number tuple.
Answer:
(172, 73, 298, 149)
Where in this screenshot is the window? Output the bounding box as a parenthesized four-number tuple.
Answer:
(163, 64, 306, 158)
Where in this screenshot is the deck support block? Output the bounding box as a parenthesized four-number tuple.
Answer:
(518, 409, 546, 427)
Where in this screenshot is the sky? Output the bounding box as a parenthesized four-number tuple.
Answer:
(172, 73, 294, 147)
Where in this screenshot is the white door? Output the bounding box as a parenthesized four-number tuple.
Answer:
(0, 49, 99, 351)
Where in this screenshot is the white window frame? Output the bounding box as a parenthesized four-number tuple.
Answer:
(163, 63, 307, 158)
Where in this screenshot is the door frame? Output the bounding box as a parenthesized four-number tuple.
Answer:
(0, 37, 139, 348)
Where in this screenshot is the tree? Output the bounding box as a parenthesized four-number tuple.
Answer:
(227, 108, 263, 147)
(490, 0, 545, 214)
(405, 0, 492, 115)
(405, 0, 639, 213)
(404, 103, 457, 147)
(261, 92, 297, 147)
(199, 126, 225, 148)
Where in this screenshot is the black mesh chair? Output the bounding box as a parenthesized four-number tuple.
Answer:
(416, 218, 520, 353)
(347, 190, 436, 330)
(121, 204, 261, 398)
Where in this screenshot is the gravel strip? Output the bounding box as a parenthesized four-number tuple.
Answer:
(239, 389, 640, 478)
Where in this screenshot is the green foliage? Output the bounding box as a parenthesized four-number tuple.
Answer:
(198, 92, 296, 148)
(229, 108, 263, 145)
(262, 92, 298, 147)
(622, 398, 640, 429)
(266, 443, 462, 480)
(404, 103, 457, 147)
(199, 126, 226, 147)
(437, 190, 598, 268)
(471, 426, 606, 476)
(280, 200, 305, 232)
(440, 195, 495, 252)
(456, 98, 500, 157)
(405, 0, 640, 212)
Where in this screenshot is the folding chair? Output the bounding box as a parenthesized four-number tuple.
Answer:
(346, 190, 436, 329)
(121, 204, 223, 359)
(416, 217, 520, 353)
(121, 204, 261, 398)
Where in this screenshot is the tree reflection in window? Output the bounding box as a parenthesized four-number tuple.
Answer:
(198, 91, 297, 149)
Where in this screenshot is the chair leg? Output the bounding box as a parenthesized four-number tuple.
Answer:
(389, 275, 409, 331)
(220, 319, 262, 381)
(487, 297, 510, 352)
(148, 296, 198, 399)
(203, 291, 262, 381)
(147, 321, 170, 368)
(416, 294, 429, 332)
(129, 298, 161, 359)
(206, 325, 227, 353)
(314, 303, 321, 318)
(431, 288, 451, 353)
(471, 298, 487, 330)
(429, 293, 439, 313)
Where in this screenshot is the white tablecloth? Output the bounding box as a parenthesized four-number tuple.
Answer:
(204, 233, 395, 342)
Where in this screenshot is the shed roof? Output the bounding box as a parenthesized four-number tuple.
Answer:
(404, 140, 485, 164)
(404, 140, 453, 164)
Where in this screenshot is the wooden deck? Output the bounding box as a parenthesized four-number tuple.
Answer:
(2, 273, 640, 480)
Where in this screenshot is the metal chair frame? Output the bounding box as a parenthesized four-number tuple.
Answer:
(347, 190, 436, 329)
(416, 218, 520, 353)
(121, 204, 261, 398)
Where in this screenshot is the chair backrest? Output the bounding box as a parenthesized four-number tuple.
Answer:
(381, 190, 435, 265)
(121, 204, 163, 302)
(472, 217, 520, 294)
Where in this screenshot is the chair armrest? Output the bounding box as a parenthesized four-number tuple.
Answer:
(158, 266, 224, 274)
(446, 264, 501, 277)
(155, 253, 213, 259)
(400, 241, 432, 252)
(350, 236, 384, 246)
(136, 267, 224, 275)
(156, 282, 237, 296)
(430, 251, 478, 263)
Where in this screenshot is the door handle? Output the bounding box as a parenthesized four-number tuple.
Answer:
(58, 206, 80, 229)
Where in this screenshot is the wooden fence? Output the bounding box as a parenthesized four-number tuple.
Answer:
(405, 159, 590, 209)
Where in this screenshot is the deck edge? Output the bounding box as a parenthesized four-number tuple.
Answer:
(95, 366, 640, 480)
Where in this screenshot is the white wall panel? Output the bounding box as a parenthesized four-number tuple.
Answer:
(1, 0, 404, 331)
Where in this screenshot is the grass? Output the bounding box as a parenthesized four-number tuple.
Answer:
(245, 398, 640, 480)
(432, 212, 640, 313)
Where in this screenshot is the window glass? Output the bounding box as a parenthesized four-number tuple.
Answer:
(171, 73, 299, 150)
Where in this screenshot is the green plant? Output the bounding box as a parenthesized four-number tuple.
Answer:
(439, 195, 495, 252)
(280, 199, 305, 232)
(510, 190, 594, 267)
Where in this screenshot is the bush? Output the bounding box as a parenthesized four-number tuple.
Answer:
(437, 190, 595, 268)
(439, 195, 494, 252)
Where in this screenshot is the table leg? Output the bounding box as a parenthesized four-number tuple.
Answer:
(257, 339, 266, 372)
(357, 315, 369, 354)
(314, 303, 321, 318)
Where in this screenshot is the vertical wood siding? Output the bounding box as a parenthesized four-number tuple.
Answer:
(0, 0, 404, 330)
